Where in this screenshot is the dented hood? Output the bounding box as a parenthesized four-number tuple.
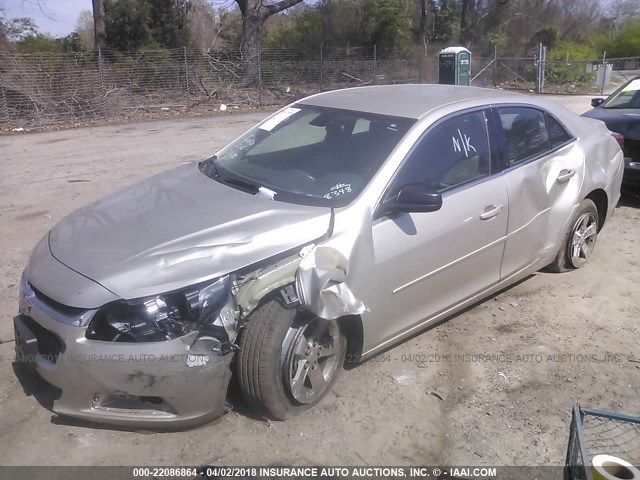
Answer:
(48, 162, 331, 300)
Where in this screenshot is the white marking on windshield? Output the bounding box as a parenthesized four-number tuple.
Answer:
(258, 107, 301, 132)
(323, 183, 352, 199)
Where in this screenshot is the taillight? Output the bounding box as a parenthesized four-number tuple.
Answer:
(611, 132, 624, 149)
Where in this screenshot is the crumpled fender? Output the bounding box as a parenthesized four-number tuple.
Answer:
(236, 206, 373, 321)
(295, 245, 367, 319)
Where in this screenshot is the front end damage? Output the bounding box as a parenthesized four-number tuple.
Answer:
(15, 274, 235, 428)
(15, 235, 367, 428)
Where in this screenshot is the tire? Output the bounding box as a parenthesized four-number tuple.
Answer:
(237, 300, 346, 420)
(546, 199, 599, 273)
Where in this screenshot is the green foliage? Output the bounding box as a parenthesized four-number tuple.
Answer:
(105, 0, 150, 51)
(531, 27, 560, 51)
(0, 0, 635, 59)
(546, 41, 599, 86)
(104, 0, 190, 51)
(266, 8, 323, 51)
(486, 31, 508, 48)
(547, 41, 598, 61)
(147, 0, 190, 49)
(264, 0, 461, 53)
(430, 0, 459, 44)
(3, 17, 39, 42)
(361, 0, 412, 51)
(15, 34, 62, 52)
(217, 10, 243, 49)
(598, 19, 640, 58)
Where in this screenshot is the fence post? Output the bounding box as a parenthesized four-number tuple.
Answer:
(0, 84, 10, 130)
(542, 45, 547, 93)
(97, 49, 107, 118)
(319, 44, 324, 90)
(183, 47, 190, 97)
(372, 44, 377, 85)
(492, 45, 497, 87)
(600, 51, 607, 95)
(535, 43, 545, 94)
(258, 43, 262, 106)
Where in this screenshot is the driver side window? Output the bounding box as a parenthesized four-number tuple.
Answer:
(393, 110, 492, 193)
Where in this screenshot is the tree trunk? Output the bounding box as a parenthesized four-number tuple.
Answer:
(418, 0, 428, 54)
(240, 12, 264, 86)
(92, 0, 107, 50)
(459, 0, 476, 46)
(235, 0, 304, 86)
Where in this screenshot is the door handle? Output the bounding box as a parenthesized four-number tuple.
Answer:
(479, 204, 504, 220)
(556, 169, 576, 184)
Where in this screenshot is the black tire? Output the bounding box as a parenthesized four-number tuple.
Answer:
(237, 300, 346, 420)
(546, 198, 599, 273)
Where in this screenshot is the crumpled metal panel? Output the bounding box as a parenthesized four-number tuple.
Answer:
(295, 245, 367, 320)
(47, 162, 332, 302)
(235, 255, 302, 315)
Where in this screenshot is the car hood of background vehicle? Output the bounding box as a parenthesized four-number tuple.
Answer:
(48, 162, 332, 300)
(582, 108, 640, 140)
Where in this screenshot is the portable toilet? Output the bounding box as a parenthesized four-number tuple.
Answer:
(438, 47, 471, 86)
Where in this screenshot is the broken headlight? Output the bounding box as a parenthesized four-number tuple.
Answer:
(86, 276, 235, 343)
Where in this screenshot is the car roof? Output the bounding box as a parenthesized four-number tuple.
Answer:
(297, 84, 529, 119)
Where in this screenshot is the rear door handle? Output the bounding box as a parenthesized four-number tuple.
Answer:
(557, 169, 576, 184)
(479, 204, 504, 220)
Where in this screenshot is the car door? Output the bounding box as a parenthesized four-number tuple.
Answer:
(495, 106, 583, 278)
(366, 109, 509, 348)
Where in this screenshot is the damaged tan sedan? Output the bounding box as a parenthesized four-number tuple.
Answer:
(15, 85, 623, 427)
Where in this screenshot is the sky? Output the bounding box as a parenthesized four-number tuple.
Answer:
(3, 0, 91, 37)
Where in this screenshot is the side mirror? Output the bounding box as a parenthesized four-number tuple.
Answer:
(591, 98, 605, 107)
(384, 184, 442, 216)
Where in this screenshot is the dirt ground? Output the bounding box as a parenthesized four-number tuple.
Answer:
(1, 95, 639, 467)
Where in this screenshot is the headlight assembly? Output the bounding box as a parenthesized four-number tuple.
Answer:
(86, 276, 235, 345)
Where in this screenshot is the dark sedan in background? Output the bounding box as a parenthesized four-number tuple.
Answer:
(583, 75, 640, 197)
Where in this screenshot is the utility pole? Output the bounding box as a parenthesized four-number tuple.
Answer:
(92, 0, 106, 50)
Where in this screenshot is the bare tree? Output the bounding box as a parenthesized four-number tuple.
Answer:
(188, 0, 223, 50)
(92, 0, 106, 50)
(460, 0, 509, 46)
(76, 10, 94, 51)
(555, 0, 602, 42)
(234, 0, 305, 84)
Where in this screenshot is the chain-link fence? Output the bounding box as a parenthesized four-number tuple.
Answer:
(1, 46, 639, 131)
(565, 405, 640, 480)
(0, 46, 424, 130)
(471, 49, 640, 95)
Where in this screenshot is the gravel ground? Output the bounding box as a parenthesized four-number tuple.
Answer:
(1, 95, 639, 467)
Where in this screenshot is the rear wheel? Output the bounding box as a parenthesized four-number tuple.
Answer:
(546, 199, 599, 272)
(237, 300, 346, 420)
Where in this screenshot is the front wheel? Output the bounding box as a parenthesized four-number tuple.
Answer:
(237, 300, 346, 420)
(546, 199, 599, 273)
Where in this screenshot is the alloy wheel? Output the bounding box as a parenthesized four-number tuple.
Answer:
(569, 212, 597, 268)
(281, 316, 342, 404)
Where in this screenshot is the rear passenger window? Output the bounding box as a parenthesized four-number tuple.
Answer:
(545, 113, 572, 148)
(498, 107, 550, 166)
(393, 110, 492, 193)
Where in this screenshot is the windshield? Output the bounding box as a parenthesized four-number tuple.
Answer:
(604, 78, 640, 109)
(204, 105, 415, 207)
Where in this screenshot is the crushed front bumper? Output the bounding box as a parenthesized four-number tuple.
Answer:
(14, 280, 233, 429)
